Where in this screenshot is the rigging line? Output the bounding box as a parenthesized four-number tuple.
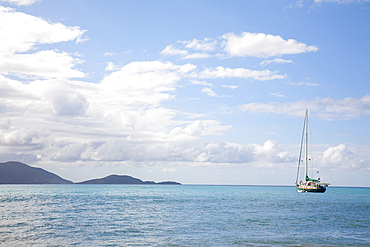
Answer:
(296, 117, 306, 184)
(308, 120, 315, 178)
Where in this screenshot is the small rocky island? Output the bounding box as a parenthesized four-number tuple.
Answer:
(0, 161, 181, 185)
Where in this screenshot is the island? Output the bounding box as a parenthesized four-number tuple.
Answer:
(78, 174, 181, 185)
(0, 161, 73, 184)
(0, 161, 181, 185)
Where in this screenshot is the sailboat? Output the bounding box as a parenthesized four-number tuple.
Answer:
(295, 110, 330, 193)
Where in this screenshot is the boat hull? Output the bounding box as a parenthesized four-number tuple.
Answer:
(297, 186, 326, 193)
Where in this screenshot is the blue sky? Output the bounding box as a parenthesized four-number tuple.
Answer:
(0, 0, 369, 186)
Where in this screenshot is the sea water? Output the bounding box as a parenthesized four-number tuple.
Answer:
(0, 185, 369, 246)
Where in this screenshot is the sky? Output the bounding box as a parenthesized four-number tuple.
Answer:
(0, 0, 369, 186)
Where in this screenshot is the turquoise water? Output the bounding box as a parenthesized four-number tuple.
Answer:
(0, 185, 369, 246)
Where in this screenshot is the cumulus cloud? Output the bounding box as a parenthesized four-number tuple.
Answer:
(49, 90, 89, 117)
(161, 38, 215, 60)
(222, 32, 318, 58)
(182, 120, 232, 136)
(0, 7, 86, 79)
(321, 144, 366, 170)
(0, 7, 85, 54)
(239, 95, 370, 120)
(0, 59, 233, 145)
(161, 32, 318, 64)
(161, 45, 188, 57)
(105, 62, 120, 71)
(0, 50, 85, 79)
(99, 61, 196, 108)
(0, 125, 50, 150)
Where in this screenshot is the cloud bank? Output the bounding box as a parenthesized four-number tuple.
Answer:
(239, 95, 370, 120)
(223, 32, 318, 58)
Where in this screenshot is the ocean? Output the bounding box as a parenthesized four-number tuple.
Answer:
(0, 185, 369, 246)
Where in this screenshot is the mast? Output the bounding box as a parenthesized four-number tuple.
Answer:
(305, 109, 308, 181)
(296, 114, 306, 185)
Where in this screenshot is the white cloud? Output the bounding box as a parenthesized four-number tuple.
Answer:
(1, 60, 239, 148)
(321, 144, 366, 170)
(183, 53, 210, 59)
(103, 51, 116, 56)
(201, 88, 233, 98)
(258, 58, 293, 66)
(270, 92, 287, 98)
(171, 120, 232, 137)
(202, 88, 218, 97)
(0, 7, 85, 54)
(287, 81, 319, 86)
(0, 75, 38, 100)
(1, 0, 38, 6)
(0, 7, 86, 79)
(99, 61, 196, 108)
(239, 95, 370, 120)
(0, 128, 36, 146)
(161, 38, 215, 60)
(0, 118, 11, 130)
(195, 66, 286, 81)
(161, 45, 188, 56)
(71, 138, 293, 165)
(322, 144, 348, 163)
(191, 80, 213, 86)
(221, 85, 239, 90)
(222, 32, 318, 58)
(162, 33, 317, 61)
(183, 38, 217, 51)
(160, 44, 210, 60)
(0, 50, 85, 79)
(48, 89, 89, 117)
(105, 62, 120, 71)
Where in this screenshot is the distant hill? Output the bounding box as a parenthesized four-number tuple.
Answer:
(78, 174, 181, 185)
(157, 181, 182, 185)
(78, 175, 148, 184)
(0, 161, 181, 185)
(0, 161, 73, 184)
